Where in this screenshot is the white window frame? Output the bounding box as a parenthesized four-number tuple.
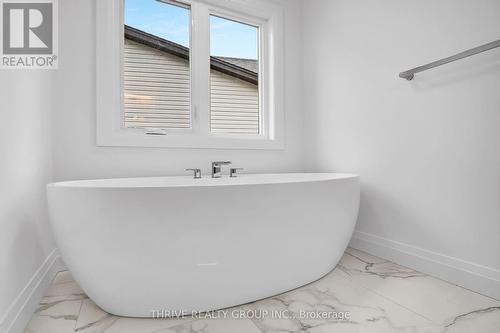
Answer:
(96, 0, 284, 150)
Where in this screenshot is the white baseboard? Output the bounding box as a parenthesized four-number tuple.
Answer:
(0, 249, 66, 333)
(349, 230, 500, 301)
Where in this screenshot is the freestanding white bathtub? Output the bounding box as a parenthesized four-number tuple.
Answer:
(47, 173, 359, 317)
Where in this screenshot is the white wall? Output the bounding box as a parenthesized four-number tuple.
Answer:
(303, 0, 500, 297)
(52, 0, 304, 181)
(0, 70, 57, 331)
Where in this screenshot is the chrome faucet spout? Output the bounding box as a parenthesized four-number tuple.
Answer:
(211, 161, 232, 178)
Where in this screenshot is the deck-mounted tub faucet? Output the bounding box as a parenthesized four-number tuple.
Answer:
(230, 168, 244, 177)
(186, 168, 202, 179)
(212, 161, 231, 178)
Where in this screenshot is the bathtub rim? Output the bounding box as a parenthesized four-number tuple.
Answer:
(47, 173, 359, 189)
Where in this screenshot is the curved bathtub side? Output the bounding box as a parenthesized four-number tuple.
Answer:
(47, 176, 360, 317)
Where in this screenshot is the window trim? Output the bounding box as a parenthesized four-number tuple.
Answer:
(96, 0, 284, 150)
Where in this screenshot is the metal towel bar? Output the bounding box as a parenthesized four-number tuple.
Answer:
(399, 39, 500, 80)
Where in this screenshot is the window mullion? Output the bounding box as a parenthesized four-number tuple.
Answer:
(191, 2, 211, 136)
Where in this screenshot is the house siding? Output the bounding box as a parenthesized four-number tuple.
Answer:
(123, 39, 259, 134)
(124, 39, 191, 129)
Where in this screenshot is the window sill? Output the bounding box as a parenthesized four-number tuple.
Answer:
(96, 130, 285, 150)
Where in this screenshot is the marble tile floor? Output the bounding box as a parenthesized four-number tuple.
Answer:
(24, 248, 500, 333)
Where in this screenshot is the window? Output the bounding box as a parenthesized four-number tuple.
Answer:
(96, 0, 284, 149)
(123, 0, 191, 130)
(210, 15, 260, 134)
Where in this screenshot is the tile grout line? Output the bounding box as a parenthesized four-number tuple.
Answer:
(73, 297, 84, 332)
(355, 281, 442, 326)
(338, 252, 444, 326)
(344, 248, 500, 325)
(347, 248, 500, 302)
(248, 317, 266, 333)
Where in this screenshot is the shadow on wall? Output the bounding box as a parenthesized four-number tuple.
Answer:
(355, 183, 446, 251)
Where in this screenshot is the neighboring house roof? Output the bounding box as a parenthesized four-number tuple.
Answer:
(124, 25, 258, 85)
(214, 56, 258, 73)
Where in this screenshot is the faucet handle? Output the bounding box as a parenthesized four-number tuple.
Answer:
(186, 168, 202, 179)
(230, 168, 244, 178)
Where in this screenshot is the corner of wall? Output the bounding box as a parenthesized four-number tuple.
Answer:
(0, 250, 65, 333)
